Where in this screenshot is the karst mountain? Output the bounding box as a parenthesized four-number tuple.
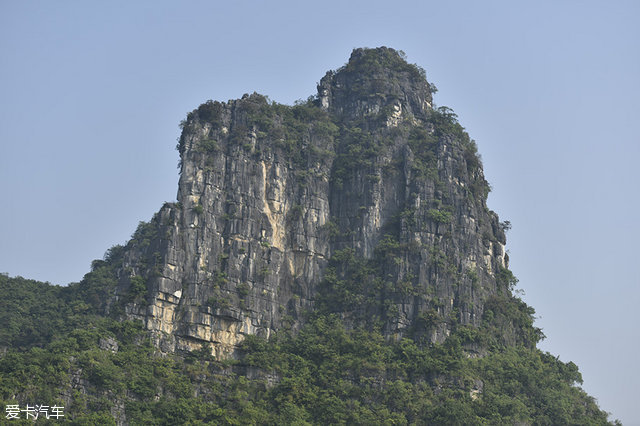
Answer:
(0, 47, 615, 425)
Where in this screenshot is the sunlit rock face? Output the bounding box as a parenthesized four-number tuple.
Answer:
(109, 47, 509, 356)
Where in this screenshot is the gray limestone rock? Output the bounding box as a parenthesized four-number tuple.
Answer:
(107, 47, 514, 357)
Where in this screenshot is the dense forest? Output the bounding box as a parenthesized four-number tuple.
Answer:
(0, 273, 613, 424)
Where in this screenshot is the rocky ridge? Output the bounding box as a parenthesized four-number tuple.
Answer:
(106, 47, 522, 358)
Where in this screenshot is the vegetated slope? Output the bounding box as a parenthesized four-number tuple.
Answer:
(0, 47, 616, 425)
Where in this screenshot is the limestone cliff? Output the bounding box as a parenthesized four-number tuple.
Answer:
(105, 47, 520, 357)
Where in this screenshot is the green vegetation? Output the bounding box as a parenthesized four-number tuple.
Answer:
(237, 282, 250, 298)
(192, 203, 204, 215)
(330, 125, 391, 189)
(0, 271, 612, 424)
(423, 106, 490, 202)
(178, 93, 337, 175)
(407, 126, 439, 180)
(427, 208, 452, 224)
(129, 275, 146, 297)
(196, 138, 219, 154)
(235, 315, 611, 425)
(177, 100, 225, 156)
(236, 94, 337, 169)
(338, 47, 427, 95)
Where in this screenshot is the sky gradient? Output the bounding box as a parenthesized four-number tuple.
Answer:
(1, 1, 638, 423)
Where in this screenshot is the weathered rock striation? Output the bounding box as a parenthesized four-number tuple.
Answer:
(107, 47, 516, 358)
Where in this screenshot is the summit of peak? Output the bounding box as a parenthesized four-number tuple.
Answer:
(317, 47, 434, 123)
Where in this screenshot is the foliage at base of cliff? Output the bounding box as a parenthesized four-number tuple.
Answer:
(0, 274, 616, 425)
(237, 315, 613, 425)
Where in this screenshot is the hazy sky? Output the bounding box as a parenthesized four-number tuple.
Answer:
(1, 1, 638, 423)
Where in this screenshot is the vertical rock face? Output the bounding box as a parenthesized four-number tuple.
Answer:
(110, 47, 513, 357)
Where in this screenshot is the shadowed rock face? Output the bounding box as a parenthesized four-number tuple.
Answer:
(109, 47, 510, 357)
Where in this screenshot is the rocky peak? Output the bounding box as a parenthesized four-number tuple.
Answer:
(102, 48, 530, 359)
(317, 47, 433, 124)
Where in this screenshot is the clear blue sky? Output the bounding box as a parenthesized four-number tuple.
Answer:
(1, 1, 638, 423)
